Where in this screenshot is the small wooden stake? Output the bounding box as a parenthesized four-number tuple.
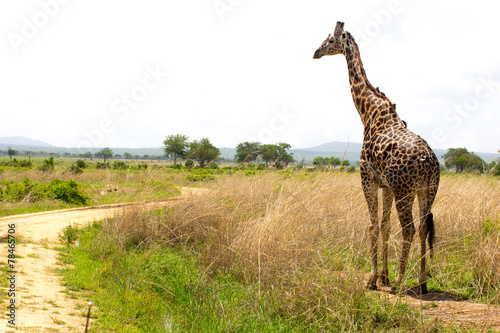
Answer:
(84, 302, 92, 333)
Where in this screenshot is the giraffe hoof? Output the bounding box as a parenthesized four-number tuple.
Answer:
(420, 283, 428, 295)
(366, 283, 378, 290)
(379, 275, 390, 286)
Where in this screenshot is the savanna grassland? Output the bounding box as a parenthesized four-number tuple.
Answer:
(1, 157, 500, 331)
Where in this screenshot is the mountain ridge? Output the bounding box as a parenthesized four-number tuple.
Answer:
(0, 136, 54, 147)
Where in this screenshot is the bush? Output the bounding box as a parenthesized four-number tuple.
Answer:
(0, 158, 32, 168)
(39, 156, 55, 171)
(69, 165, 83, 174)
(0, 178, 88, 206)
(256, 163, 267, 170)
(186, 170, 216, 182)
(96, 162, 110, 169)
(185, 159, 194, 168)
(75, 159, 86, 168)
(208, 162, 219, 169)
(346, 166, 356, 173)
(44, 179, 88, 205)
(112, 161, 128, 170)
(0, 178, 43, 202)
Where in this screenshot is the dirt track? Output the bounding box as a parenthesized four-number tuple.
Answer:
(0, 196, 185, 332)
(1, 186, 499, 331)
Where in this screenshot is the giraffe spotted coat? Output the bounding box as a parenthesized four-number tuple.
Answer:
(314, 21, 440, 294)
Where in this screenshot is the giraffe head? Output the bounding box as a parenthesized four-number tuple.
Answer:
(313, 21, 348, 59)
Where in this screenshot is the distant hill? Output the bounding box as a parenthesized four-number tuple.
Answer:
(0, 137, 496, 165)
(0, 136, 54, 148)
(292, 142, 498, 165)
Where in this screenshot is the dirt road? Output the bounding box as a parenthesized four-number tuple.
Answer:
(0, 197, 183, 332)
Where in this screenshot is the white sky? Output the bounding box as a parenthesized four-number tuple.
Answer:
(1, 0, 499, 153)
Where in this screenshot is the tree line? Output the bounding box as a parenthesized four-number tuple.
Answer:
(3, 140, 499, 174)
(164, 135, 295, 168)
(1, 148, 164, 163)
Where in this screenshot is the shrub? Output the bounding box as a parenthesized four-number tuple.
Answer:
(184, 159, 194, 168)
(186, 170, 216, 182)
(208, 162, 219, 169)
(0, 178, 43, 202)
(256, 163, 267, 170)
(112, 161, 128, 170)
(69, 165, 83, 174)
(44, 179, 88, 205)
(39, 156, 55, 171)
(96, 162, 110, 169)
(0, 158, 32, 168)
(75, 159, 86, 168)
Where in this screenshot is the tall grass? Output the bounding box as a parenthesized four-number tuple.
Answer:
(62, 171, 499, 331)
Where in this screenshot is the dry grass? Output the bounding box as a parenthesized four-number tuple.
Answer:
(98, 171, 500, 329)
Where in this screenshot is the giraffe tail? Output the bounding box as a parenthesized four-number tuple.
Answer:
(426, 212, 435, 258)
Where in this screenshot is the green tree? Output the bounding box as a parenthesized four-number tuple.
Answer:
(443, 148, 486, 173)
(163, 134, 189, 165)
(7, 148, 18, 160)
(329, 157, 341, 169)
(340, 159, 350, 167)
(82, 151, 92, 161)
(123, 152, 132, 161)
(188, 138, 221, 168)
(97, 148, 113, 162)
(235, 142, 261, 164)
(312, 156, 326, 167)
(259, 143, 294, 168)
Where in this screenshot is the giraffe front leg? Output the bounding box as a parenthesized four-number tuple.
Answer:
(363, 180, 379, 290)
(391, 200, 415, 293)
(367, 213, 379, 290)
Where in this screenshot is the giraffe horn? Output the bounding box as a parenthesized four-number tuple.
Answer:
(334, 21, 344, 38)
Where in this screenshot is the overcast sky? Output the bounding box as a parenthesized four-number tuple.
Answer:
(1, 1, 499, 153)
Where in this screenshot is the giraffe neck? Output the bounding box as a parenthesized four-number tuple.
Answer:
(343, 35, 400, 130)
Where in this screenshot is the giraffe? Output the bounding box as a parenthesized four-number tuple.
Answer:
(313, 22, 440, 294)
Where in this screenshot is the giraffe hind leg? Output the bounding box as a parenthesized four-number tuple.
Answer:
(379, 187, 393, 286)
(417, 187, 437, 295)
